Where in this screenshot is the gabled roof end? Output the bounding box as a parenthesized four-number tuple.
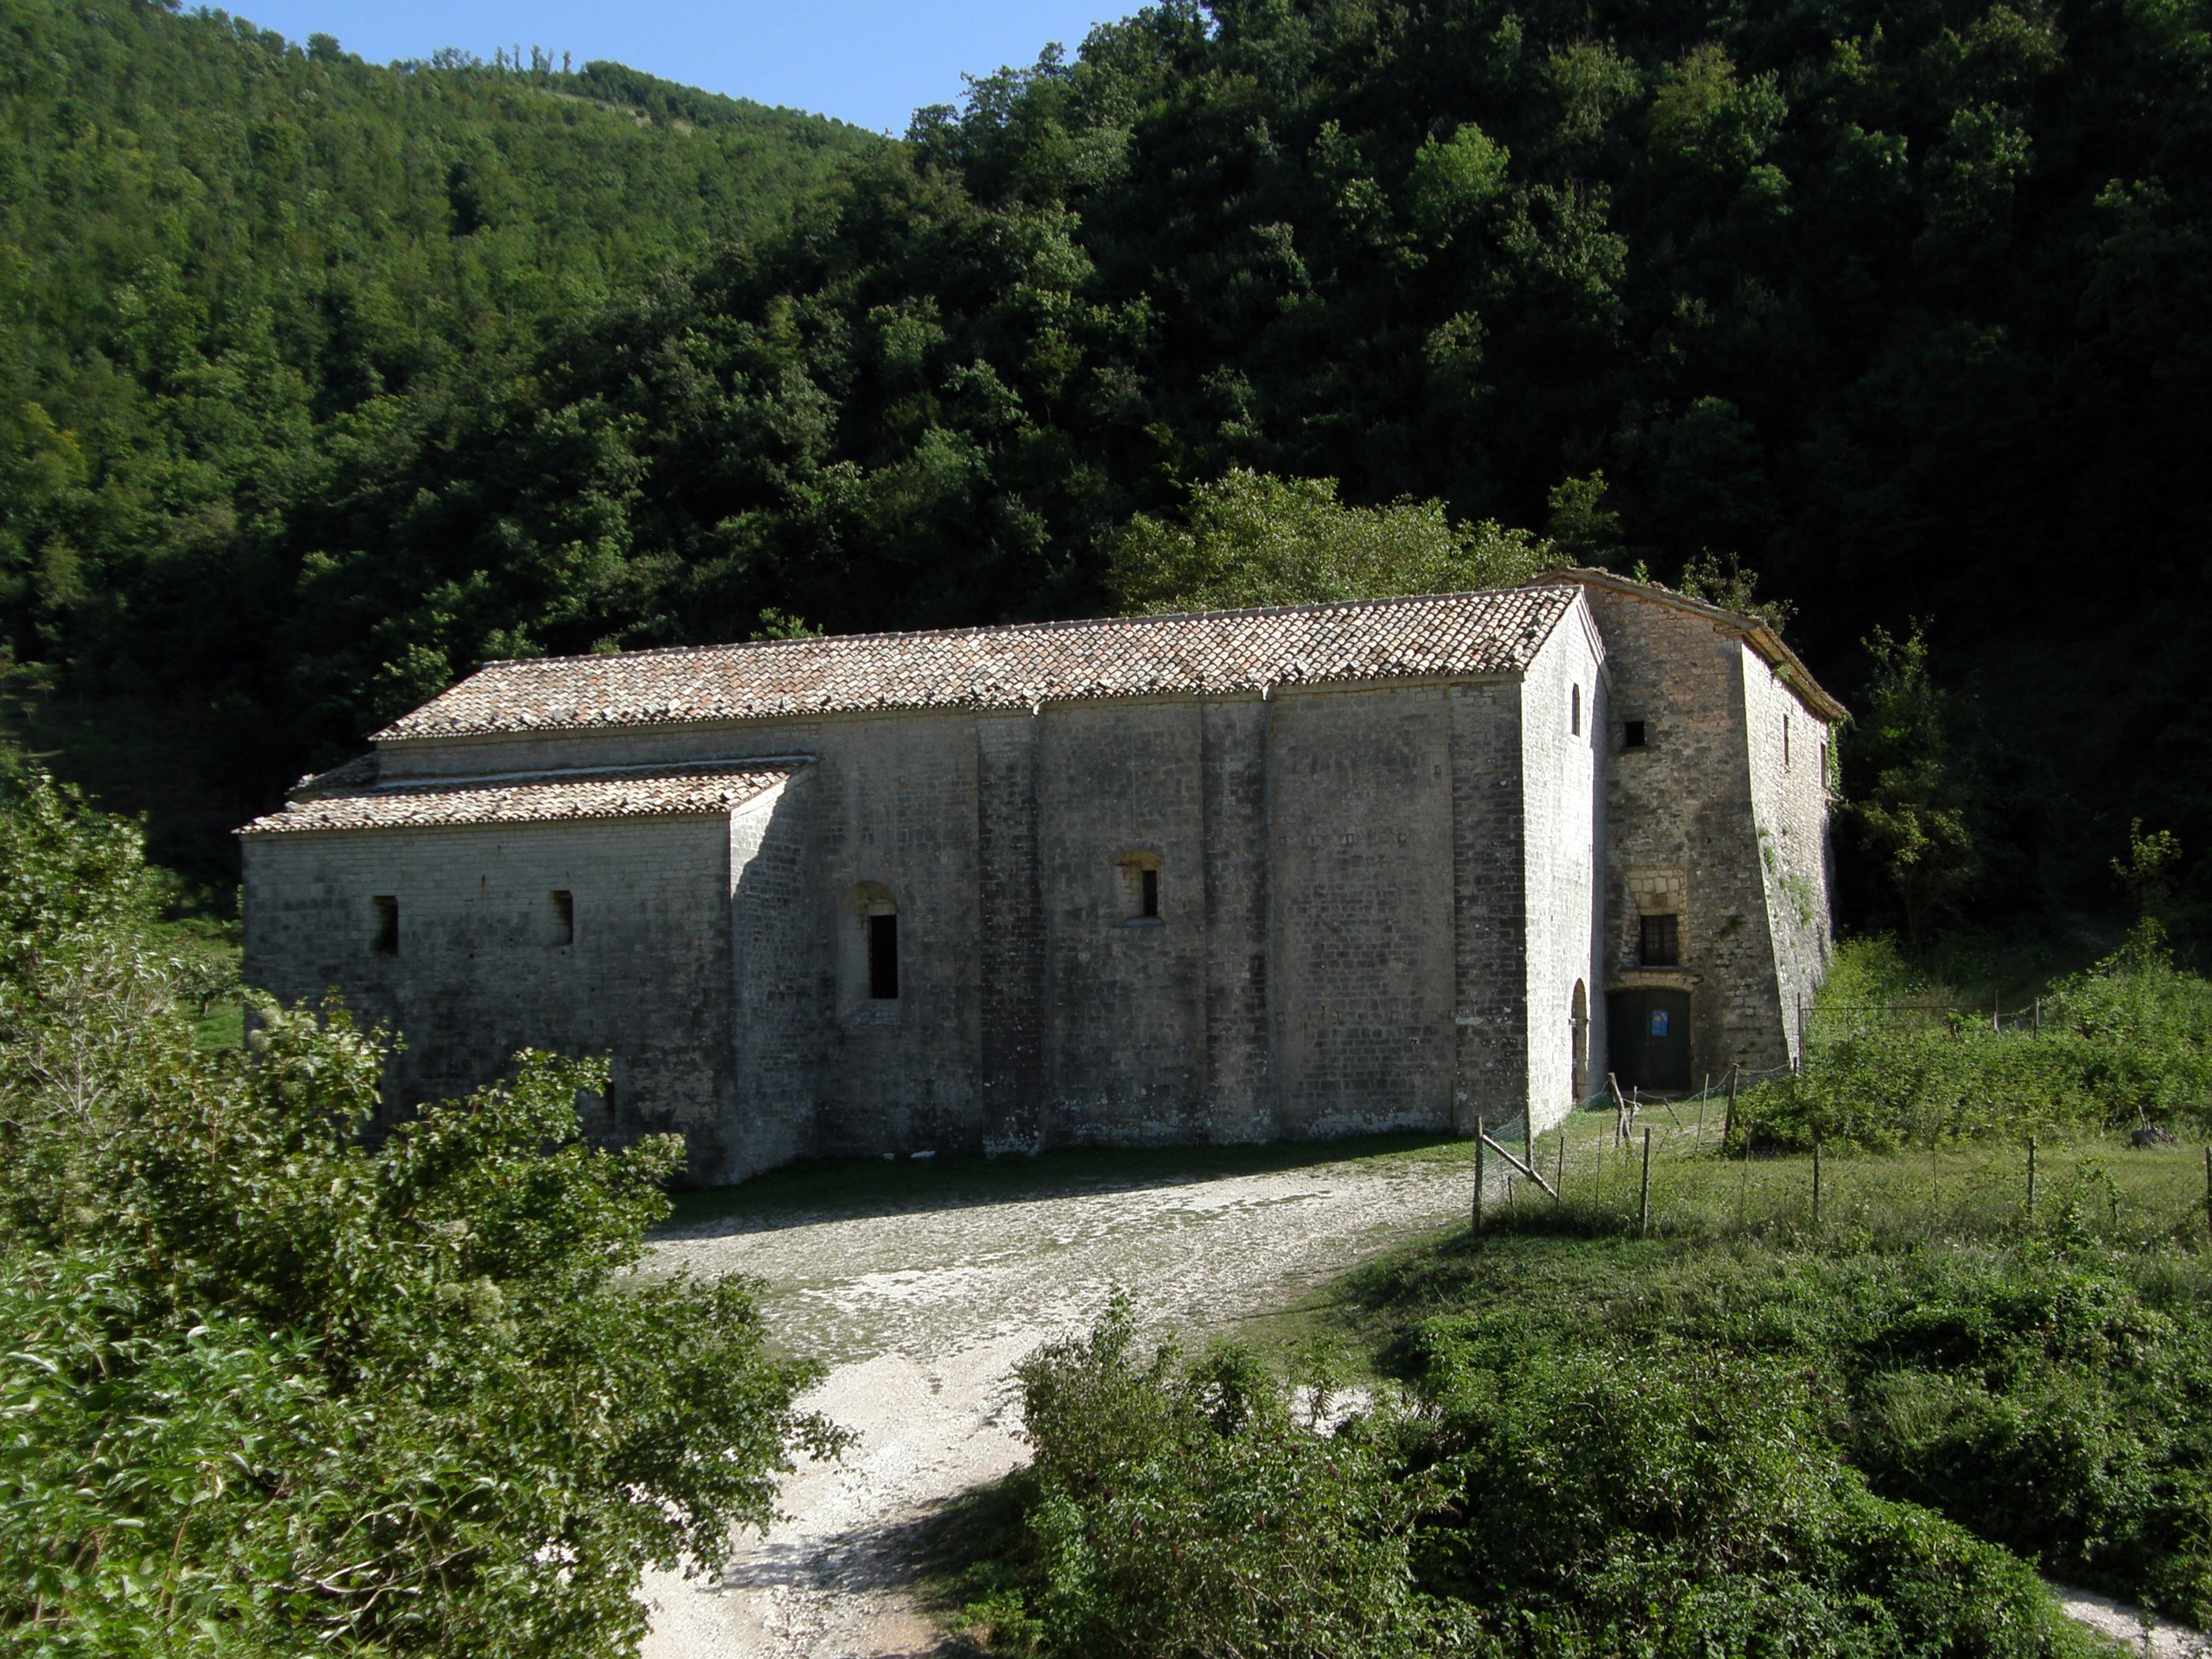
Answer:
(1532, 566, 1845, 724)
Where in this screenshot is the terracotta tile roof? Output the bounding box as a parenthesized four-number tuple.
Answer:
(239, 761, 803, 836)
(289, 752, 380, 797)
(373, 587, 1582, 741)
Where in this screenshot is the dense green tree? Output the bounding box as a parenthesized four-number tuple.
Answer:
(0, 772, 841, 1654)
(1105, 469, 1548, 612)
(1847, 625, 1977, 943)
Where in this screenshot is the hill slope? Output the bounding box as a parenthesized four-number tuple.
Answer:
(8, 0, 2210, 919)
(0, 0, 875, 874)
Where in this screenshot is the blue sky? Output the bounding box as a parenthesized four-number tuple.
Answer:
(228, 0, 1140, 133)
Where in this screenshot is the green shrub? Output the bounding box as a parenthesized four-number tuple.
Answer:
(995, 1282, 2108, 1658)
(1410, 1341, 2090, 1657)
(1382, 1232, 2212, 1629)
(1732, 936, 2212, 1151)
(1009, 1296, 1470, 1659)
(0, 772, 843, 1657)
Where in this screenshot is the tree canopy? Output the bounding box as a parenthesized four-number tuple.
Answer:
(7, 0, 2210, 916)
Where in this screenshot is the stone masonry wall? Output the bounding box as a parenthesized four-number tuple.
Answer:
(1739, 645, 1836, 1065)
(1034, 699, 1211, 1145)
(726, 777, 821, 1180)
(1518, 603, 1607, 1131)
(255, 668, 1597, 1175)
(809, 712, 988, 1158)
(1579, 588, 1793, 1082)
(1266, 685, 1463, 1138)
(242, 814, 739, 1160)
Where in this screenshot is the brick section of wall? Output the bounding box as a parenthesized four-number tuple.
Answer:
(1580, 586, 1831, 1082)
(1266, 686, 1460, 1138)
(1201, 698, 1273, 1142)
(976, 711, 1048, 1152)
(1450, 682, 1527, 1129)
(242, 814, 737, 1164)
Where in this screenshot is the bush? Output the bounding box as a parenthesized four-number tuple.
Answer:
(1383, 1231, 2212, 1629)
(1732, 935, 2212, 1151)
(0, 772, 842, 1657)
(991, 1282, 2105, 1658)
(1008, 1296, 1470, 1659)
(1411, 1341, 2090, 1657)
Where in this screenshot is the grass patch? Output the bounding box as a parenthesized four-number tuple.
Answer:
(1477, 1099, 2209, 1251)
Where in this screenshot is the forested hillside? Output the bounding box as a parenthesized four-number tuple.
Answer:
(0, 0, 875, 871)
(6, 0, 2209, 920)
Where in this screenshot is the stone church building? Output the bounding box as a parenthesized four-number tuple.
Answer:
(240, 569, 1841, 1182)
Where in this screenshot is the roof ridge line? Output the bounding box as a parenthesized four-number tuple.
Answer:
(472, 584, 1582, 672)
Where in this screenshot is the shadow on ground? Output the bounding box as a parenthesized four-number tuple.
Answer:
(660, 1133, 1469, 1238)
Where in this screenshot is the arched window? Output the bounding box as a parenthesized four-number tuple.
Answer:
(1114, 851, 1163, 923)
(1571, 683, 1582, 736)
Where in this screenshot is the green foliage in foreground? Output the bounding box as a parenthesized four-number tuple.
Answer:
(0, 771, 842, 1656)
(1733, 935, 2212, 1150)
(1379, 1232, 2212, 1627)
(976, 1262, 2106, 1659)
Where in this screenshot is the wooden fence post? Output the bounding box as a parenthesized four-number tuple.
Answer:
(1722, 1067, 1737, 1148)
(1811, 1140, 1823, 1232)
(1638, 1128, 1653, 1239)
(1473, 1115, 1485, 1232)
(2026, 1136, 2037, 1221)
(1556, 1123, 1567, 1205)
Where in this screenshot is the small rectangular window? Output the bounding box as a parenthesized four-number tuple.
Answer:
(868, 912, 900, 1000)
(371, 894, 398, 954)
(551, 890, 574, 945)
(1571, 683, 1582, 735)
(1623, 720, 1647, 750)
(1639, 912, 1680, 969)
(1140, 867, 1160, 919)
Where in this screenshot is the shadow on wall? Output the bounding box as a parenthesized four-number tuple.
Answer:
(658, 1131, 1468, 1238)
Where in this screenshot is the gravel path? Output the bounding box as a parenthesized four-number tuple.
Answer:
(637, 1142, 1478, 1658)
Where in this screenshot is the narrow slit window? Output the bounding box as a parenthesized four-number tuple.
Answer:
(1784, 713, 1793, 769)
(1623, 720, 1647, 750)
(1639, 912, 1680, 969)
(1571, 683, 1582, 735)
(867, 912, 900, 1000)
(1141, 867, 1160, 919)
(371, 894, 398, 955)
(551, 890, 574, 945)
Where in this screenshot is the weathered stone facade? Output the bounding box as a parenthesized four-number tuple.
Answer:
(241, 574, 1840, 1181)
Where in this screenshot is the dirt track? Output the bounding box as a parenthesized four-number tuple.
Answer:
(636, 1141, 1479, 1658)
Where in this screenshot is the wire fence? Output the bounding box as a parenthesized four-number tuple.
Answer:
(1466, 1097, 2212, 1248)
(1807, 999, 2059, 1040)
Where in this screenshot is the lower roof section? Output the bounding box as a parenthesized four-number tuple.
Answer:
(239, 760, 806, 837)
